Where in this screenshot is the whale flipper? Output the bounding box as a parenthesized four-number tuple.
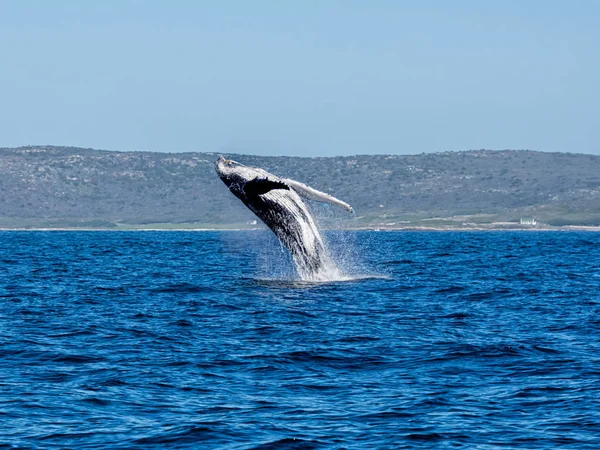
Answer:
(282, 178, 354, 213)
(243, 177, 290, 197)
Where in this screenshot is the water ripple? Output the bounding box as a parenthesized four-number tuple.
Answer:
(1, 230, 600, 448)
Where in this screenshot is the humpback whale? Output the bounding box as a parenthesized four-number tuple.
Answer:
(215, 156, 354, 281)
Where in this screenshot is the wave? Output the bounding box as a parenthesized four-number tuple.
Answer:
(151, 283, 214, 293)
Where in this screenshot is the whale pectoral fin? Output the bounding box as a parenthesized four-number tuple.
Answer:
(281, 178, 354, 213)
(243, 178, 290, 197)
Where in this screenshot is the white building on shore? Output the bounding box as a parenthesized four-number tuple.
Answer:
(520, 218, 537, 225)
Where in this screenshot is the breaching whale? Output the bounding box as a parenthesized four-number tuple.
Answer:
(215, 156, 354, 281)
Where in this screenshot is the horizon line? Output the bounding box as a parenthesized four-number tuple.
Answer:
(1, 144, 596, 158)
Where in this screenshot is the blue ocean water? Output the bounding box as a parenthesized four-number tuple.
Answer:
(1, 230, 600, 449)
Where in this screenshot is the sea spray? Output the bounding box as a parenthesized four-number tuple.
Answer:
(277, 203, 354, 282)
(266, 203, 371, 282)
(221, 204, 371, 282)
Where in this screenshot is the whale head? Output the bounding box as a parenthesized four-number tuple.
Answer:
(215, 155, 263, 198)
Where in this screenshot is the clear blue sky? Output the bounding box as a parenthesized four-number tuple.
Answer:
(1, 1, 598, 156)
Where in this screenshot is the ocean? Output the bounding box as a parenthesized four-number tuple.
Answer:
(1, 230, 599, 449)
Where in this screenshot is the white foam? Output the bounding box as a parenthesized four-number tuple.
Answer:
(296, 257, 346, 282)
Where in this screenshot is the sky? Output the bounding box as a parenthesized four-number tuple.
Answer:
(0, 1, 598, 156)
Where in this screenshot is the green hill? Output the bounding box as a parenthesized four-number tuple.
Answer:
(1, 146, 600, 228)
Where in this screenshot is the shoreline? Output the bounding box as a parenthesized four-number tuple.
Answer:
(1, 225, 599, 232)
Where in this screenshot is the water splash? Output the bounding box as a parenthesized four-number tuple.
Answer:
(230, 206, 376, 283)
(294, 252, 348, 282)
(280, 205, 374, 283)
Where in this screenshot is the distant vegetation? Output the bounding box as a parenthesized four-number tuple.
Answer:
(1, 146, 600, 228)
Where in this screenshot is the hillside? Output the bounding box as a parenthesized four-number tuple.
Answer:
(1, 146, 600, 228)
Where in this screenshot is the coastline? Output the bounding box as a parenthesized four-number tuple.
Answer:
(1, 225, 599, 232)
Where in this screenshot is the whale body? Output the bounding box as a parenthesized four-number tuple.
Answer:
(215, 156, 353, 281)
